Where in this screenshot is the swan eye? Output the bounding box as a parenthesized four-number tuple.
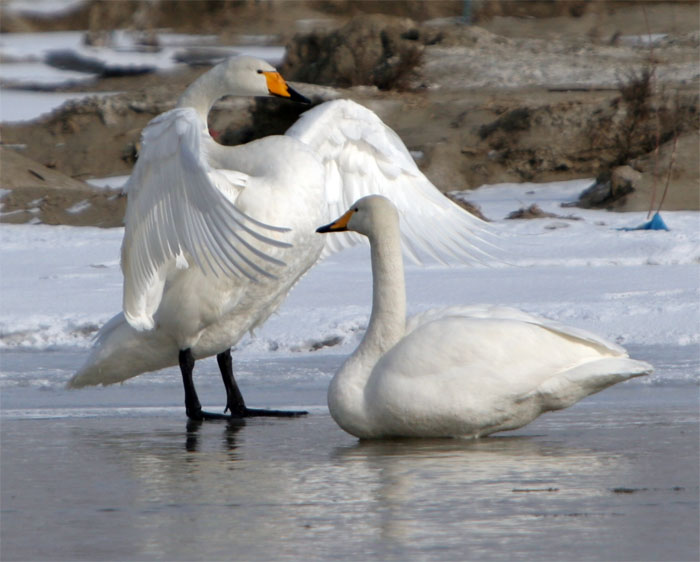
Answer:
(353, 207, 359, 212)
(257, 70, 263, 74)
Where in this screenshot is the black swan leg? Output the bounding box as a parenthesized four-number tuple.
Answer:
(217, 349, 308, 418)
(179, 348, 228, 421)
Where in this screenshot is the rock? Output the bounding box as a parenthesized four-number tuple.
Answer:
(574, 170, 636, 209)
(479, 107, 532, 140)
(281, 14, 425, 90)
(574, 132, 700, 211)
(573, 165, 644, 209)
(507, 204, 559, 219)
(612, 165, 642, 193)
(574, 178, 612, 208)
(45, 49, 156, 78)
(506, 203, 581, 220)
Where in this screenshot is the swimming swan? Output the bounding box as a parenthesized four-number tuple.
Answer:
(317, 195, 652, 439)
(68, 56, 490, 420)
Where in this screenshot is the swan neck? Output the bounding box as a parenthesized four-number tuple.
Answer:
(328, 220, 405, 437)
(177, 68, 224, 122)
(361, 226, 406, 358)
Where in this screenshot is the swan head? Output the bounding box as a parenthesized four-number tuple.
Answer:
(316, 195, 399, 238)
(211, 56, 310, 103)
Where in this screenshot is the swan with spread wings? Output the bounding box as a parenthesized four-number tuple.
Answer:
(69, 56, 490, 420)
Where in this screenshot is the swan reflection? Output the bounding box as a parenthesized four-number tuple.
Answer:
(329, 434, 627, 546)
(69, 413, 640, 560)
(184, 417, 245, 455)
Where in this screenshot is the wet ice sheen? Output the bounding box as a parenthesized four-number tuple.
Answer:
(1, 352, 698, 561)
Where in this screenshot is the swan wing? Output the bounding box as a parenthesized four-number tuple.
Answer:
(375, 312, 650, 431)
(406, 305, 629, 356)
(286, 99, 492, 263)
(122, 107, 291, 330)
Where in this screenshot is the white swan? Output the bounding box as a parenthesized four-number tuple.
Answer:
(316, 195, 652, 439)
(68, 56, 490, 420)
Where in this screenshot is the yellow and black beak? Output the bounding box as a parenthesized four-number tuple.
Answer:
(262, 71, 310, 104)
(316, 209, 355, 233)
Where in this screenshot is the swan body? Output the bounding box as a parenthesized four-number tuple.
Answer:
(69, 56, 489, 419)
(317, 196, 652, 439)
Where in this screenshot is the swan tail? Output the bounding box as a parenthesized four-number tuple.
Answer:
(67, 313, 178, 388)
(531, 357, 653, 412)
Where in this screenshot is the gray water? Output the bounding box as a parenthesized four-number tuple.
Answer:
(1, 348, 699, 561)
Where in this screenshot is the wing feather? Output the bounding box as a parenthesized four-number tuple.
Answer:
(122, 107, 291, 331)
(286, 99, 494, 263)
(407, 305, 628, 356)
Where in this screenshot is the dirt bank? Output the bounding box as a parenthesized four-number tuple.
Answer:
(1, 1, 698, 226)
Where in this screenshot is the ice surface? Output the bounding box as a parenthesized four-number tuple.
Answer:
(1, 179, 697, 388)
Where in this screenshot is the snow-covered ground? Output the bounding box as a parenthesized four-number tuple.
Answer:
(0, 29, 285, 123)
(1, 179, 698, 394)
(2, 0, 86, 15)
